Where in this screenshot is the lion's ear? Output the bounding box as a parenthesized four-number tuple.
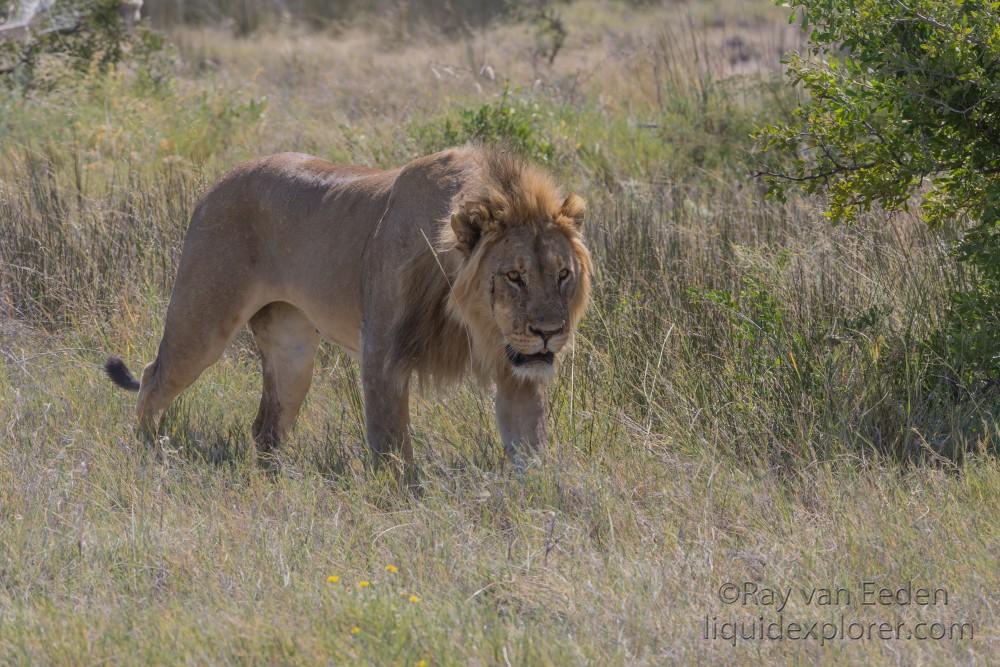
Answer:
(451, 200, 491, 255)
(560, 193, 585, 230)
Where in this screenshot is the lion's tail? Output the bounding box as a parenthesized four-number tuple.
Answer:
(104, 356, 141, 392)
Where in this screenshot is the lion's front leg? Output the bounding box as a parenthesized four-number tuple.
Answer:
(495, 373, 547, 468)
(360, 354, 413, 467)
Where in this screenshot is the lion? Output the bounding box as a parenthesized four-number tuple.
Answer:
(104, 146, 592, 466)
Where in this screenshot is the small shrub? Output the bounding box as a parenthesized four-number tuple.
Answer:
(527, 7, 567, 66)
(412, 86, 555, 163)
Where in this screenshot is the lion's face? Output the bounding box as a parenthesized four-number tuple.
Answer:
(484, 226, 582, 381)
(449, 192, 591, 384)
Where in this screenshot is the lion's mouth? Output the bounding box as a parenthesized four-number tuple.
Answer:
(506, 346, 554, 367)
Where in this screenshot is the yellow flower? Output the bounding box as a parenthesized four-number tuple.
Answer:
(415, 660, 428, 667)
(326, 575, 340, 583)
(385, 564, 398, 573)
(408, 595, 421, 603)
(350, 626, 361, 635)
(358, 580, 370, 588)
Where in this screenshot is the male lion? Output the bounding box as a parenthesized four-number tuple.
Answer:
(105, 146, 592, 466)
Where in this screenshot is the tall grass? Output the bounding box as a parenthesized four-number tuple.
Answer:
(1, 1, 997, 664)
(145, 0, 517, 35)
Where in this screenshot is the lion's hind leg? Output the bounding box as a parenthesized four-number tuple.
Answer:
(136, 335, 244, 442)
(249, 302, 320, 459)
(134, 290, 261, 442)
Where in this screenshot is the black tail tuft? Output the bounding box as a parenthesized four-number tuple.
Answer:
(105, 356, 141, 391)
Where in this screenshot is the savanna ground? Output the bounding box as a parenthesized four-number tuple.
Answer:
(1, 0, 998, 664)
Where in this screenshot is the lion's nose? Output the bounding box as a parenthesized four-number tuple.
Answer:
(529, 324, 564, 346)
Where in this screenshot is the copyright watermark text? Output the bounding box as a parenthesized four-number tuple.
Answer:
(703, 581, 973, 646)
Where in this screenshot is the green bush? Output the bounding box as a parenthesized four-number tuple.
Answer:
(755, 0, 1000, 392)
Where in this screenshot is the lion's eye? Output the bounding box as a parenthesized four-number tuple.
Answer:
(558, 268, 570, 282)
(506, 271, 523, 284)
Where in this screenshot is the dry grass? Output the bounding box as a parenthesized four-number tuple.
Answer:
(0, 1, 997, 664)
